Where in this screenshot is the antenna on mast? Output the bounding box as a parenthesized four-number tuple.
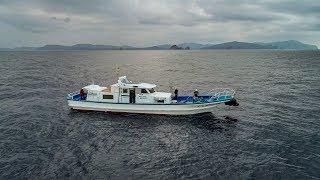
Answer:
(169, 79, 174, 93)
(116, 67, 120, 77)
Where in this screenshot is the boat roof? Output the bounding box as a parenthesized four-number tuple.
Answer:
(83, 76, 157, 91)
(116, 82, 156, 89)
(83, 84, 106, 91)
(116, 76, 156, 89)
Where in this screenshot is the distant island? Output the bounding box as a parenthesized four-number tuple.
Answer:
(0, 40, 317, 51)
(169, 45, 190, 50)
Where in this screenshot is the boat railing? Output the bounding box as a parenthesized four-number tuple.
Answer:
(207, 88, 235, 102)
(67, 92, 81, 100)
(177, 88, 235, 104)
(179, 96, 193, 103)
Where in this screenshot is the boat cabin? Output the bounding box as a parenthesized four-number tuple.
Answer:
(82, 76, 172, 104)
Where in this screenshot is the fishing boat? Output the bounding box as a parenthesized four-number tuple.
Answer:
(67, 76, 238, 115)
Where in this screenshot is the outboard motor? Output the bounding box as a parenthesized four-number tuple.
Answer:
(225, 98, 239, 106)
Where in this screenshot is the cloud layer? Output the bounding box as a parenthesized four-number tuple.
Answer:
(0, 0, 319, 47)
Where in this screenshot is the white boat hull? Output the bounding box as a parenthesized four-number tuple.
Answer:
(67, 100, 223, 115)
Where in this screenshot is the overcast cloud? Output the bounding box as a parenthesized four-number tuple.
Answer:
(0, 0, 319, 48)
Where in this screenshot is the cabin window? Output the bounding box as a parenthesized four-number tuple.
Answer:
(141, 89, 148, 93)
(122, 89, 128, 93)
(149, 88, 155, 93)
(103, 95, 113, 99)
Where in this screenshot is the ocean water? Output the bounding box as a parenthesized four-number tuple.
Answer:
(0, 50, 320, 179)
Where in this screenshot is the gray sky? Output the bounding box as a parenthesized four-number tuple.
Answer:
(0, 0, 319, 48)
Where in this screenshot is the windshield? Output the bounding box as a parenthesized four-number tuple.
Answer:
(149, 88, 155, 93)
(141, 89, 148, 93)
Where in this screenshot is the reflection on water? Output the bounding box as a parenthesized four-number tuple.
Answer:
(68, 110, 238, 134)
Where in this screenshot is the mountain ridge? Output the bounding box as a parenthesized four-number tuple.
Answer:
(202, 41, 277, 49)
(1, 40, 317, 51)
(256, 40, 318, 50)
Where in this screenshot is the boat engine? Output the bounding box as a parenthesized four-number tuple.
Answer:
(225, 98, 239, 106)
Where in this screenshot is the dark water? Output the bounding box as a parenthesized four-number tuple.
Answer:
(1, 50, 320, 179)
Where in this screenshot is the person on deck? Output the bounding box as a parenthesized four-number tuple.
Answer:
(193, 89, 199, 102)
(173, 89, 178, 100)
(80, 89, 85, 100)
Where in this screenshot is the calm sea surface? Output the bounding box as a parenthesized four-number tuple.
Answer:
(0, 50, 320, 179)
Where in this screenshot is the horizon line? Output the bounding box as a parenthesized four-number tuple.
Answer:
(0, 40, 318, 49)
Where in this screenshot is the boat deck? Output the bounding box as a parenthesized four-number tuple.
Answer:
(176, 95, 233, 103)
(67, 93, 233, 104)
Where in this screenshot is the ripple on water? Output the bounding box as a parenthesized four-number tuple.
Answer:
(0, 50, 320, 179)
